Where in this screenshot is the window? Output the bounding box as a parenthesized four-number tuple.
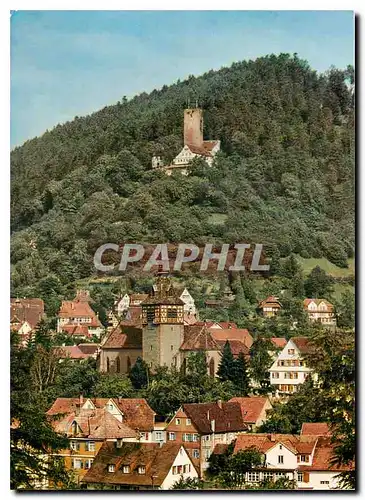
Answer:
(320, 481, 330, 485)
(155, 431, 162, 441)
(167, 309, 177, 319)
(205, 435, 210, 441)
(288, 349, 295, 355)
(193, 434, 199, 442)
(177, 465, 183, 474)
(262, 472, 274, 481)
(172, 466, 178, 475)
(176, 418, 181, 425)
(71, 421, 78, 435)
(247, 471, 260, 482)
(84, 459, 93, 469)
(106, 357, 110, 373)
(300, 454, 309, 462)
(279, 445, 282, 450)
(168, 432, 176, 441)
(278, 455, 284, 464)
(107, 403, 114, 411)
(186, 418, 191, 426)
(108, 464, 115, 473)
(116, 357, 120, 373)
(150, 345, 153, 351)
(70, 441, 80, 451)
(122, 466, 130, 474)
(171, 345, 174, 351)
(297, 472, 303, 482)
(193, 450, 200, 459)
(138, 466, 146, 475)
(272, 372, 279, 379)
(85, 441, 95, 452)
(183, 464, 191, 473)
(73, 459, 83, 469)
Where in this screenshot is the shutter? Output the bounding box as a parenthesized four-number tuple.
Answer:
(303, 472, 310, 483)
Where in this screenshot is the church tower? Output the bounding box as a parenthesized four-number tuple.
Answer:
(184, 108, 203, 148)
(141, 270, 184, 371)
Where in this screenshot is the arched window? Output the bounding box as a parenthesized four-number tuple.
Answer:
(106, 357, 110, 373)
(209, 358, 215, 377)
(181, 358, 187, 376)
(127, 357, 131, 373)
(116, 357, 120, 374)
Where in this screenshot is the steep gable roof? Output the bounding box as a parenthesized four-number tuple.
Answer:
(228, 397, 271, 424)
(10, 298, 44, 329)
(270, 337, 287, 349)
(290, 337, 315, 354)
(233, 433, 317, 456)
(303, 298, 334, 311)
(210, 328, 253, 348)
(299, 437, 354, 472)
(102, 325, 142, 349)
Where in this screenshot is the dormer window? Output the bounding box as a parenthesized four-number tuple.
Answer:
(71, 421, 78, 435)
(138, 466, 146, 475)
(176, 418, 181, 425)
(108, 464, 115, 473)
(122, 465, 130, 473)
(107, 403, 114, 411)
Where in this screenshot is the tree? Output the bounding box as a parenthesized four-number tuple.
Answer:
(92, 374, 133, 398)
(249, 339, 273, 391)
(231, 352, 250, 395)
(304, 266, 333, 298)
(129, 357, 149, 390)
(212, 448, 264, 489)
(335, 289, 355, 329)
(170, 476, 203, 490)
(217, 341, 235, 383)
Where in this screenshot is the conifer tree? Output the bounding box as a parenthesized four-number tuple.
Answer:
(232, 352, 250, 395)
(217, 341, 235, 382)
(129, 357, 149, 389)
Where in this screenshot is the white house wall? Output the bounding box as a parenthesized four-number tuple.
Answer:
(160, 446, 198, 490)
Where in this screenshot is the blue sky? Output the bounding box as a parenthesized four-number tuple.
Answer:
(10, 10, 354, 148)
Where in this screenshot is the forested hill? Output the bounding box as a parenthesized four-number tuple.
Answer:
(11, 53, 355, 298)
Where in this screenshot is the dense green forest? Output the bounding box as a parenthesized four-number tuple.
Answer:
(11, 53, 355, 306)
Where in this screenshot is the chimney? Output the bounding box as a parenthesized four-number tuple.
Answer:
(217, 400, 222, 409)
(269, 434, 275, 442)
(207, 410, 210, 421)
(211, 419, 215, 433)
(79, 394, 84, 406)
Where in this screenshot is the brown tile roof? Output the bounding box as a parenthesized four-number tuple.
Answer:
(213, 444, 229, 455)
(186, 143, 212, 157)
(123, 306, 143, 326)
(216, 339, 250, 358)
(290, 337, 315, 354)
(182, 402, 248, 434)
(58, 345, 90, 360)
(181, 325, 221, 351)
(228, 397, 271, 424)
(270, 337, 287, 348)
(102, 325, 142, 349)
(303, 299, 334, 312)
(74, 289, 94, 303)
(301, 423, 331, 436)
(210, 328, 253, 348)
(130, 294, 149, 303)
(83, 442, 193, 487)
(77, 343, 100, 355)
(10, 298, 44, 329)
(115, 399, 155, 432)
(258, 296, 282, 309)
(202, 140, 219, 152)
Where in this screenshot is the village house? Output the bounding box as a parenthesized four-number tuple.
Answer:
(258, 296, 282, 317)
(212, 428, 353, 490)
(227, 397, 272, 431)
(82, 442, 198, 490)
(152, 108, 220, 176)
(10, 297, 45, 345)
(269, 337, 316, 396)
(303, 299, 336, 326)
(57, 290, 104, 339)
(165, 400, 252, 475)
(46, 397, 156, 482)
(57, 343, 100, 362)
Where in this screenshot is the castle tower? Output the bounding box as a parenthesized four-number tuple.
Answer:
(141, 269, 184, 371)
(184, 108, 203, 148)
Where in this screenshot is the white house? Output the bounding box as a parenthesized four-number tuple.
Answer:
(269, 337, 316, 395)
(303, 299, 336, 326)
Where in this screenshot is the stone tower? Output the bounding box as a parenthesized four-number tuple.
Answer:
(141, 270, 184, 371)
(184, 108, 203, 148)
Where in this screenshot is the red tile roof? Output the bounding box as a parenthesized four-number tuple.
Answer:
(58, 300, 102, 327)
(270, 337, 287, 348)
(195, 321, 237, 329)
(210, 328, 253, 348)
(216, 339, 250, 358)
(298, 437, 354, 472)
(186, 143, 212, 157)
(228, 397, 271, 424)
(182, 402, 248, 434)
(10, 298, 44, 329)
(60, 324, 91, 337)
(233, 433, 317, 456)
(83, 442, 195, 487)
(202, 140, 220, 152)
(181, 325, 221, 351)
(58, 345, 90, 359)
(303, 299, 334, 312)
(301, 423, 331, 436)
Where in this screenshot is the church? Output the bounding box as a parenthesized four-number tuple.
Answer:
(98, 270, 236, 377)
(152, 107, 220, 175)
